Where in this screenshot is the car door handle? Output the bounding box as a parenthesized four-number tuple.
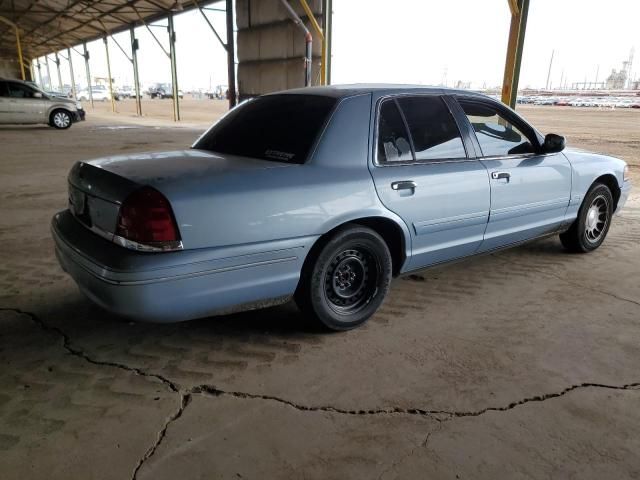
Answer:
(391, 181, 417, 191)
(491, 171, 511, 180)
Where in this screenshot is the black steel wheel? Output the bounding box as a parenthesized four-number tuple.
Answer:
(295, 225, 392, 331)
(560, 183, 613, 253)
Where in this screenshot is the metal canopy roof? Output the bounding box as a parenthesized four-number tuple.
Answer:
(0, 0, 217, 59)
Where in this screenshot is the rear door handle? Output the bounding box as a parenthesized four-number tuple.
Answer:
(391, 180, 417, 191)
(491, 171, 511, 181)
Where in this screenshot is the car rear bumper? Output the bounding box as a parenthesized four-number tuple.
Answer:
(52, 209, 315, 322)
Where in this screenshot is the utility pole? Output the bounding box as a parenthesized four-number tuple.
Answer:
(545, 49, 554, 90)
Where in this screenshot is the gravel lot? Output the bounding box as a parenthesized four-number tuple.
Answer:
(0, 101, 639, 479)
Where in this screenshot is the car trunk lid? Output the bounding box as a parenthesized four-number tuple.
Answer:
(67, 149, 292, 241)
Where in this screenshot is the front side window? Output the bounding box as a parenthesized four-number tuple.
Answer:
(0, 82, 8, 97)
(396, 96, 467, 161)
(6, 82, 38, 99)
(458, 99, 535, 156)
(194, 94, 336, 164)
(377, 100, 412, 163)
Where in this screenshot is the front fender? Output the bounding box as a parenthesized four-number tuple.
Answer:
(563, 149, 627, 216)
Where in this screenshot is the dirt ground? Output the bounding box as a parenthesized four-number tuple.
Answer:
(0, 101, 639, 479)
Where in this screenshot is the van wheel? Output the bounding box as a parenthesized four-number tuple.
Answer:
(295, 225, 392, 331)
(50, 109, 72, 129)
(560, 183, 613, 252)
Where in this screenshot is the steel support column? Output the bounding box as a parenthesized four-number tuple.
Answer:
(299, 0, 326, 84)
(15, 27, 25, 80)
(82, 42, 94, 108)
(29, 61, 35, 83)
(324, 0, 332, 84)
(0, 16, 25, 80)
(130, 27, 142, 116)
(67, 48, 77, 99)
(36, 59, 43, 87)
(226, 0, 236, 108)
(103, 37, 116, 112)
(168, 13, 180, 121)
(501, 0, 529, 108)
(45, 55, 53, 90)
(54, 52, 63, 91)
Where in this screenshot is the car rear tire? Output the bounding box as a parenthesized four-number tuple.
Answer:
(295, 225, 392, 331)
(49, 109, 72, 129)
(560, 183, 613, 253)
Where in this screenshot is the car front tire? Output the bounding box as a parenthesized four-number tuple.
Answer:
(49, 109, 72, 129)
(560, 183, 613, 253)
(295, 225, 392, 331)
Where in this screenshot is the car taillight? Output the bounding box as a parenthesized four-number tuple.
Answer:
(115, 187, 182, 252)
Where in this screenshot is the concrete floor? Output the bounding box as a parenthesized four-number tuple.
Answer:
(0, 103, 639, 479)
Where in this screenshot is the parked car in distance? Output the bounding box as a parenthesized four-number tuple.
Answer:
(533, 97, 557, 105)
(206, 84, 229, 99)
(148, 83, 184, 99)
(77, 85, 113, 102)
(52, 85, 631, 329)
(0, 78, 83, 129)
(117, 85, 142, 99)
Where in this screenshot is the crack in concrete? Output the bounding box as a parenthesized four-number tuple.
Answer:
(544, 271, 640, 308)
(191, 382, 640, 420)
(131, 393, 191, 480)
(490, 255, 640, 309)
(191, 384, 446, 420)
(4, 306, 640, 478)
(376, 428, 438, 480)
(0, 307, 179, 393)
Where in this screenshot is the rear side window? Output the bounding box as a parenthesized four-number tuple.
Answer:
(194, 94, 336, 164)
(6, 82, 37, 98)
(396, 96, 467, 161)
(458, 99, 535, 156)
(0, 82, 7, 97)
(377, 100, 412, 163)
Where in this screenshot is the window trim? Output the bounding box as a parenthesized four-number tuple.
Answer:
(373, 93, 474, 167)
(454, 95, 546, 160)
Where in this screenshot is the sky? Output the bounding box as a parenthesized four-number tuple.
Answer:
(34, 0, 639, 92)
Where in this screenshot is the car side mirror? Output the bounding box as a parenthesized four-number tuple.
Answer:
(542, 133, 565, 153)
(33, 92, 43, 98)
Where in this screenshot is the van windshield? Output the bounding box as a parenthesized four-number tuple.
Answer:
(193, 94, 337, 164)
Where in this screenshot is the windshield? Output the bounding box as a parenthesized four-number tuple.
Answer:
(193, 94, 337, 164)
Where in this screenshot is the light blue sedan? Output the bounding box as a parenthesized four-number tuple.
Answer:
(52, 85, 632, 330)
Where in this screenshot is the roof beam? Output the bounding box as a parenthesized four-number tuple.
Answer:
(33, 0, 142, 47)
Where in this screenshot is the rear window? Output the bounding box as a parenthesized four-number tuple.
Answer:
(194, 94, 337, 164)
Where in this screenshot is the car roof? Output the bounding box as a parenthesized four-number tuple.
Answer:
(268, 83, 490, 100)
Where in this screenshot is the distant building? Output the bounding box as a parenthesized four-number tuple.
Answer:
(605, 69, 627, 89)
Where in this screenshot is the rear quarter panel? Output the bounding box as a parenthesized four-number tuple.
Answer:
(151, 93, 411, 262)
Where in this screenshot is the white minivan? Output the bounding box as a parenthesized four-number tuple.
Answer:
(0, 78, 84, 129)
